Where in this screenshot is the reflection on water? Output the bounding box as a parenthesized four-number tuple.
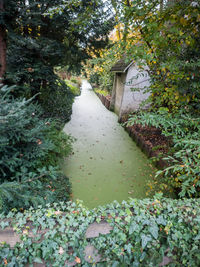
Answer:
(63, 80, 155, 208)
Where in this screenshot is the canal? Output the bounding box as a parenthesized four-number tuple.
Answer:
(63, 81, 155, 208)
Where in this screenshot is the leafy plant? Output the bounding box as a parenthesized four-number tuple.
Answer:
(94, 88, 110, 96)
(127, 110, 200, 197)
(115, 0, 200, 112)
(0, 196, 200, 266)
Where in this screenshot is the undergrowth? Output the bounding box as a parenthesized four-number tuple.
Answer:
(127, 108, 200, 198)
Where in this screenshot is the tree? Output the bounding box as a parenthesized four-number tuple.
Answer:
(0, 0, 6, 80)
(4, 0, 114, 91)
(111, 0, 200, 111)
(2, 0, 114, 121)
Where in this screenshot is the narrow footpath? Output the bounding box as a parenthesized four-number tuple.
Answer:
(63, 81, 155, 208)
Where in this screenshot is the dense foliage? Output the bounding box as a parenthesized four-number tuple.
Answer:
(0, 196, 200, 266)
(112, 0, 200, 111)
(127, 109, 200, 198)
(86, 0, 200, 112)
(84, 45, 118, 92)
(0, 85, 72, 212)
(0, 0, 115, 212)
(2, 0, 114, 121)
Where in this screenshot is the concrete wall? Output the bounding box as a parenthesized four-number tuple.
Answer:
(110, 73, 126, 115)
(119, 64, 150, 118)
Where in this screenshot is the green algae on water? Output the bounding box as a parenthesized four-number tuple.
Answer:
(63, 81, 156, 208)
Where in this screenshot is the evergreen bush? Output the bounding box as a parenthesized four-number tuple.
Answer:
(0, 85, 72, 212)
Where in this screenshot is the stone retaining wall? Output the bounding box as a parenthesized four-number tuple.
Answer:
(96, 92, 111, 110)
(120, 121, 167, 169)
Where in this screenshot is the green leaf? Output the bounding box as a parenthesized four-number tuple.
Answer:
(0, 221, 9, 229)
(157, 216, 166, 226)
(34, 257, 43, 264)
(141, 234, 152, 249)
(129, 222, 140, 234)
(112, 262, 120, 267)
(149, 224, 159, 239)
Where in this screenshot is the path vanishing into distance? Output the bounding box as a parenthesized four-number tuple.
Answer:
(63, 81, 155, 208)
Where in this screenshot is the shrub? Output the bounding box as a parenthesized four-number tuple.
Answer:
(94, 88, 110, 96)
(39, 80, 74, 123)
(0, 85, 72, 212)
(70, 77, 82, 87)
(64, 80, 81, 96)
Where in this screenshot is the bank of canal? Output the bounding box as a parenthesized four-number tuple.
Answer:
(63, 81, 156, 208)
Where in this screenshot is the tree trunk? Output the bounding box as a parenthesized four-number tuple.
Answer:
(160, 0, 164, 11)
(0, 0, 6, 81)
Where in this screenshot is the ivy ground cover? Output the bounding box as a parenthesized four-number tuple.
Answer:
(0, 196, 200, 266)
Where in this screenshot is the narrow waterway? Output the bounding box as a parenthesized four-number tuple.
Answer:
(63, 81, 155, 208)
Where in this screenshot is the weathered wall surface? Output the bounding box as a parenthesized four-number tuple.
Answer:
(112, 73, 126, 115)
(119, 64, 150, 118)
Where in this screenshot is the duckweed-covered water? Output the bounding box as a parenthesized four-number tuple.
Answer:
(63, 81, 155, 208)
